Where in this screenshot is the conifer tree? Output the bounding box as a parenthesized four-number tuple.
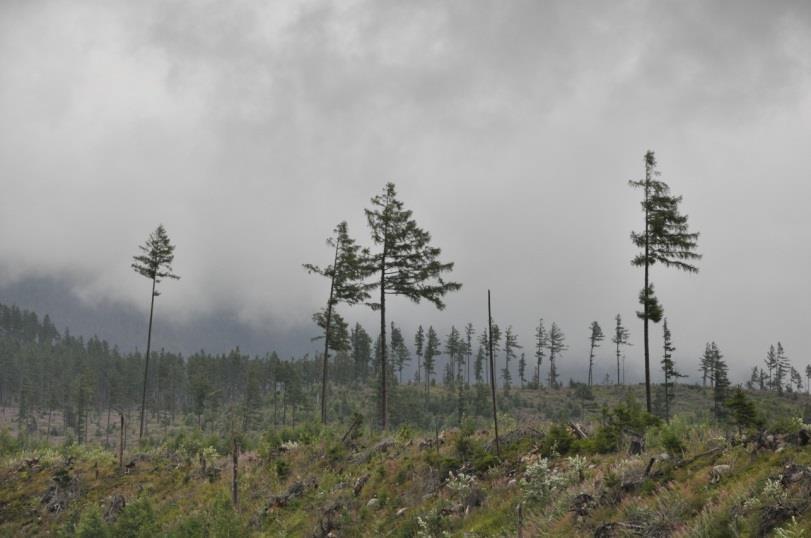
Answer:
(518, 352, 527, 388)
(806, 365, 811, 394)
(611, 314, 631, 386)
(725, 388, 761, 434)
(790, 366, 803, 392)
(660, 319, 685, 423)
(414, 325, 425, 384)
(479, 329, 490, 386)
(630, 151, 701, 412)
(711, 344, 729, 419)
(502, 326, 520, 392)
(132, 224, 180, 439)
(390, 323, 410, 384)
(464, 323, 474, 386)
(700, 343, 715, 388)
(444, 326, 463, 388)
(305, 221, 373, 423)
(364, 183, 461, 429)
(587, 321, 604, 386)
(351, 323, 373, 381)
(474, 345, 485, 384)
(424, 326, 440, 398)
(748, 366, 760, 390)
(764, 344, 777, 390)
(534, 318, 548, 389)
(775, 342, 789, 393)
(548, 323, 566, 389)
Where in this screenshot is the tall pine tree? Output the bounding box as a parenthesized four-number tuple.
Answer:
(305, 221, 373, 423)
(587, 321, 604, 386)
(548, 323, 566, 389)
(630, 151, 701, 412)
(660, 319, 685, 423)
(611, 314, 631, 386)
(534, 318, 548, 389)
(365, 183, 461, 429)
(132, 224, 180, 439)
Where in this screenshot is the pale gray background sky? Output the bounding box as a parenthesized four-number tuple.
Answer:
(1, 0, 809, 383)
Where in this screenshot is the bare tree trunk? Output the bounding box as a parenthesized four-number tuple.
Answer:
(139, 277, 157, 439)
(320, 241, 340, 424)
(643, 160, 652, 413)
(488, 290, 500, 458)
(232, 438, 239, 509)
(379, 261, 387, 430)
(118, 413, 125, 473)
(105, 405, 111, 447)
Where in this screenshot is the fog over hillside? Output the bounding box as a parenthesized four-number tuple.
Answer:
(1, 1, 810, 383)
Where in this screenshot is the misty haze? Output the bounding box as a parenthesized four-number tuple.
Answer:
(1, 1, 811, 536)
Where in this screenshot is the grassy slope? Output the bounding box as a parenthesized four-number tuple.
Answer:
(2, 385, 811, 537)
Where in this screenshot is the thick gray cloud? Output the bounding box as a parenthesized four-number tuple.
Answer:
(1, 0, 809, 382)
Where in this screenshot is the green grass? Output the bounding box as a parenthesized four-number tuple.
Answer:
(3, 384, 811, 536)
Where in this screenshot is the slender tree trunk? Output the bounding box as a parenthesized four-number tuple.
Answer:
(232, 438, 239, 509)
(379, 261, 387, 430)
(105, 405, 111, 447)
(643, 162, 652, 413)
(488, 290, 500, 458)
(467, 349, 471, 386)
(320, 242, 340, 424)
(616, 344, 621, 386)
(46, 408, 52, 442)
(588, 343, 594, 386)
(139, 277, 157, 439)
(119, 413, 125, 473)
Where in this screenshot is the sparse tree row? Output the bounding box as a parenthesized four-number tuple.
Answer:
(11, 156, 804, 447)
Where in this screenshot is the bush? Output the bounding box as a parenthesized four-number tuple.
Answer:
(520, 458, 569, 502)
(112, 496, 159, 538)
(275, 459, 290, 480)
(76, 505, 109, 538)
(542, 424, 575, 456)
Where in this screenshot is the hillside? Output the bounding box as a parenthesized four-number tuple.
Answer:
(3, 385, 811, 537)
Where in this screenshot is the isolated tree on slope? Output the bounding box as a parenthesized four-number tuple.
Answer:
(629, 151, 701, 412)
(502, 326, 520, 392)
(534, 318, 548, 389)
(444, 326, 463, 388)
(424, 326, 440, 398)
(304, 221, 373, 423)
(774, 342, 789, 393)
(390, 323, 410, 384)
(414, 325, 425, 385)
(660, 319, 685, 423)
(464, 323, 474, 386)
(611, 314, 631, 386)
(790, 366, 803, 392)
(474, 345, 485, 384)
(548, 323, 567, 389)
(351, 323, 373, 381)
(699, 343, 715, 388)
(587, 321, 604, 386)
(132, 224, 180, 439)
(712, 344, 729, 420)
(364, 183, 461, 429)
(725, 388, 761, 434)
(518, 352, 527, 388)
(764, 345, 777, 390)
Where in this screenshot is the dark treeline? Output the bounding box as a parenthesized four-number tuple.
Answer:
(0, 302, 322, 443)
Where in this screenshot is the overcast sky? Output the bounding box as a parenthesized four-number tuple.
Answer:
(1, 0, 810, 383)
